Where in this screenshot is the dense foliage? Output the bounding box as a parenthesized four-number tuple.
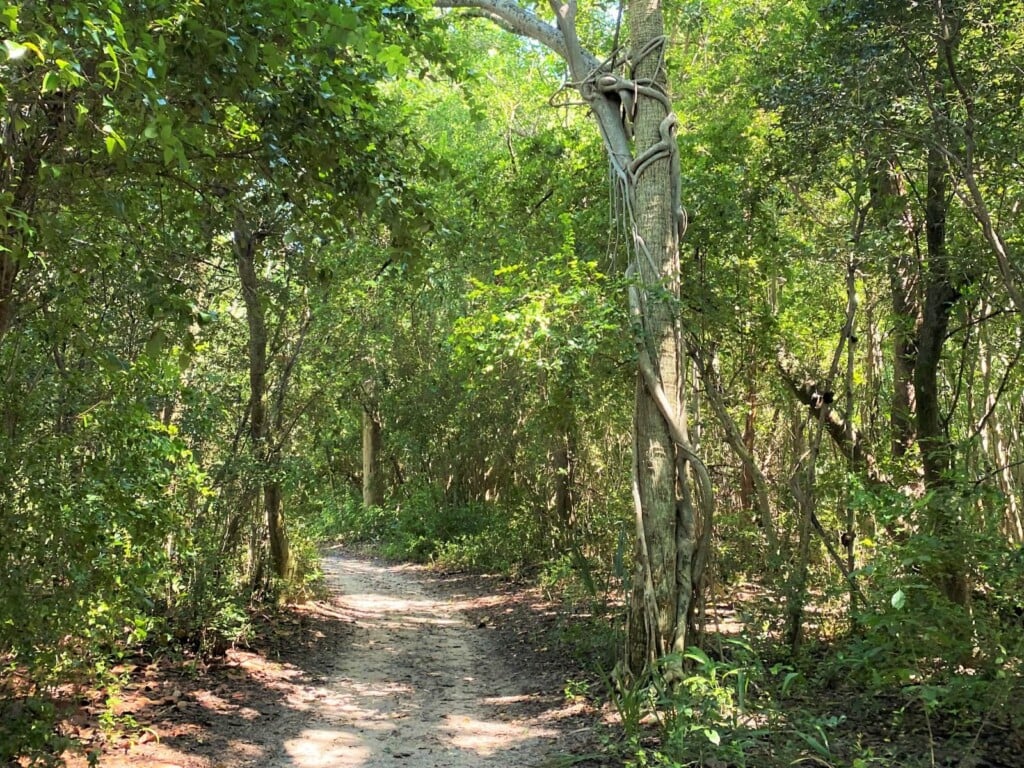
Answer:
(2, 0, 1023, 765)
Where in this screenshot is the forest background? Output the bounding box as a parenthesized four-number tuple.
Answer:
(2, 0, 1023, 765)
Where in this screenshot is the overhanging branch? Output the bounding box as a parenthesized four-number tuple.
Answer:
(436, 0, 597, 68)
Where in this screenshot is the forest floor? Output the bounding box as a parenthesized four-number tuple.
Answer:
(60, 547, 609, 768)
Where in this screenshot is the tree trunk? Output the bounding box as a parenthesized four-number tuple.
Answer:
(362, 405, 384, 508)
(865, 156, 920, 461)
(740, 373, 757, 512)
(694, 350, 776, 555)
(552, 426, 575, 531)
(976, 312, 1022, 541)
(435, 0, 710, 674)
(890, 271, 919, 461)
(0, 251, 18, 346)
(234, 222, 291, 581)
(915, 145, 966, 605)
(620, 0, 704, 675)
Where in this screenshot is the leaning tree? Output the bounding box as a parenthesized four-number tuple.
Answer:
(435, 0, 713, 675)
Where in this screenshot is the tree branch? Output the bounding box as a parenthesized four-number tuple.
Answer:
(775, 347, 881, 481)
(435, 0, 594, 67)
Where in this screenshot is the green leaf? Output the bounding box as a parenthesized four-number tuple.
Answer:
(328, 6, 359, 31)
(1, 7, 17, 32)
(3, 39, 28, 59)
(795, 729, 831, 758)
(145, 329, 167, 358)
(891, 588, 906, 610)
(378, 44, 408, 77)
(684, 646, 711, 666)
(781, 671, 802, 697)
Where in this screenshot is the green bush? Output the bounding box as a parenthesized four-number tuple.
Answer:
(308, 484, 555, 573)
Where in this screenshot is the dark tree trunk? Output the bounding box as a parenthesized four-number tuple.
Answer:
(234, 223, 291, 581)
(914, 145, 967, 605)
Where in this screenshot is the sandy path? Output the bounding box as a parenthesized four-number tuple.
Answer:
(63, 550, 598, 768)
(272, 552, 564, 767)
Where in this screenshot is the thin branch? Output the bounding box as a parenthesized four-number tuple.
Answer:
(969, 332, 1024, 441)
(973, 459, 1024, 490)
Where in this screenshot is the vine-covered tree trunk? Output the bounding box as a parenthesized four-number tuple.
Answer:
(435, 0, 711, 675)
(622, 0, 693, 674)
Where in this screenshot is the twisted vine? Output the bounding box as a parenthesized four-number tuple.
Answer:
(548, 11, 706, 674)
(557, 36, 686, 280)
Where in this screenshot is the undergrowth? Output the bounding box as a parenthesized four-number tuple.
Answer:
(314, 485, 550, 573)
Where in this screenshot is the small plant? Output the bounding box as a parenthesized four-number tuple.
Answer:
(605, 664, 658, 740)
(564, 678, 592, 702)
(97, 694, 139, 738)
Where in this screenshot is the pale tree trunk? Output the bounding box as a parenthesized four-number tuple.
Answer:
(694, 350, 776, 556)
(623, 0, 694, 675)
(976, 309, 1023, 542)
(362, 405, 384, 508)
(1010, 405, 1024, 542)
(435, 0, 711, 674)
(932, 0, 1024, 315)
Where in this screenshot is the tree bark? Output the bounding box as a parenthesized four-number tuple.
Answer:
(915, 144, 967, 605)
(871, 160, 921, 461)
(234, 221, 291, 582)
(552, 427, 575, 531)
(775, 348, 879, 480)
(620, 0, 705, 674)
(362, 405, 384, 508)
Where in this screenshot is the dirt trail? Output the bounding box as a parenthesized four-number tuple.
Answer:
(66, 550, 600, 768)
(272, 552, 566, 767)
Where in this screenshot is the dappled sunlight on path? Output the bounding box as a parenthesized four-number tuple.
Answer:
(265, 552, 560, 767)
(62, 551, 586, 768)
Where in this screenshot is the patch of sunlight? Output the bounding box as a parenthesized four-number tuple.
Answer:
(444, 713, 557, 756)
(481, 693, 537, 706)
(338, 680, 413, 699)
(342, 593, 438, 613)
(340, 592, 463, 629)
(402, 615, 461, 626)
(284, 727, 370, 767)
(224, 739, 265, 760)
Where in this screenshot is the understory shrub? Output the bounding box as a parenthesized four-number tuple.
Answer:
(312, 484, 551, 573)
